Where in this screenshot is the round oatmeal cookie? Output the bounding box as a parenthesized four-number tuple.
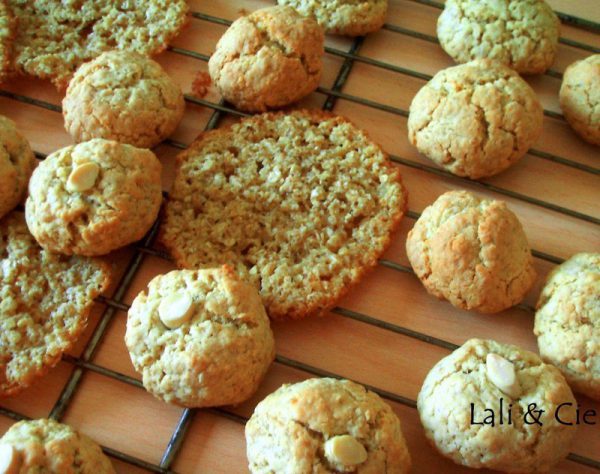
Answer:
(10, 0, 189, 88)
(246, 378, 411, 473)
(25, 138, 162, 256)
(63, 50, 185, 148)
(0, 1, 15, 83)
(0, 211, 111, 397)
(277, 0, 388, 36)
(559, 55, 600, 146)
(535, 253, 600, 400)
(208, 6, 324, 113)
(125, 266, 275, 407)
(407, 59, 543, 179)
(160, 110, 407, 320)
(0, 418, 115, 473)
(437, 0, 559, 74)
(406, 190, 536, 313)
(0, 115, 36, 220)
(419, 338, 577, 473)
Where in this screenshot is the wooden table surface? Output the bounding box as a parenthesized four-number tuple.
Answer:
(0, 1, 598, 473)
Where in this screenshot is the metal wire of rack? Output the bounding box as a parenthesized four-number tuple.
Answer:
(0, 2, 599, 473)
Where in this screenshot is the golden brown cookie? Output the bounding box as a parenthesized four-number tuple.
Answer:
(160, 110, 407, 320)
(406, 190, 536, 313)
(208, 6, 324, 113)
(0, 0, 15, 82)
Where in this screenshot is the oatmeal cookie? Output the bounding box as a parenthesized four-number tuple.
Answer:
(0, 0, 15, 82)
(160, 110, 407, 320)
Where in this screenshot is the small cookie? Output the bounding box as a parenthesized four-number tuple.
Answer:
(126, 266, 275, 407)
(278, 0, 388, 36)
(0, 418, 115, 473)
(406, 190, 536, 313)
(246, 378, 411, 473)
(408, 59, 543, 179)
(25, 138, 162, 256)
(10, 0, 189, 88)
(209, 6, 324, 113)
(0, 1, 15, 82)
(559, 55, 600, 146)
(437, 0, 559, 74)
(418, 338, 576, 473)
(0, 211, 110, 396)
(161, 110, 407, 320)
(63, 51, 185, 148)
(535, 253, 600, 400)
(0, 115, 36, 220)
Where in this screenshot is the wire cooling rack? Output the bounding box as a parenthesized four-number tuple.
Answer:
(0, 0, 599, 472)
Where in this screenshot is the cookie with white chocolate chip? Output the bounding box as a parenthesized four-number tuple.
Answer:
(245, 377, 411, 473)
(418, 338, 577, 473)
(125, 266, 275, 407)
(25, 138, 162, 256)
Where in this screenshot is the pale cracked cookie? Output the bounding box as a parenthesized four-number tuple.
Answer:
(25, 139, 162, 256)
(0, 115, 36, 220)
(246, 378, 411, 473)
(535, 253, 600, 400)
(406, 190, 536, 313)
(408, 59, 543, 179)
(125, 266, 275, 407)
(0, 211, 110, 396)
(278, 0, 388, 36)
(9, 0, 189, 88)
(437, 0, 559, 74)
(559, 55, 600, 146)
(63, 51, 185, 149)
(0, 1, 15, 83)
(160, 110, 407, 320)
(418, 339, 577, 472)
(0, 418, 115, 473)
(208, 6, 324, 113)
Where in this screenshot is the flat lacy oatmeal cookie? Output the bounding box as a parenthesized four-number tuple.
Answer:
(160, 110, 407, 320)
(0, 212, 110, 396)
(25, 139, 162, 256)
(0, 418, 115, 473)
(277, 0, 388, 36)
(406, 190, 536, 313)
(437, 0, 559, 74)
(0, 1, 15, 82)
(125, 266, 275, 407)
(63, 51, 185, 148)
(418, 339, 577, 473)
(245, 378, 411, 473)
(407, 59, 543, 179)
(535, 253, 600, 400)
(0, 115, 35, 220)
(559, 55, 600, 146)
(9, 0, 189, 88)
(208, 6, 324, 113)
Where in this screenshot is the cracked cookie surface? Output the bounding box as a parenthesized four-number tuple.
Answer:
(25, 139, 162, 256)
(246, 377, 411, 473)
(278, 0, 387, 36)
(9, 0, 189, 88)
(160, 110, 407, 320)
(535, 253, 600, 400)
(208, 5, 324, 112)
(0, 114, 35, 220)
(406, 190, 536, 313)
(407, 59, 543, 179)
(125, 266, 275, 407)
(418, 338, 576, 472)
(0, 211, 111, 396)
(0, 418, 115, 473)
(437, 0, 559, 74)
(559, 54, 600, 146)
(63, 51, 185, 149)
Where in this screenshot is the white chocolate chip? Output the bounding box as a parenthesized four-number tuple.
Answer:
(158, 292, 194, 329)
(0, 444, 19, 474)
(66, 162, 100, 192)
(486, 353, 521, 398)
(324, 435, 368, 467)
